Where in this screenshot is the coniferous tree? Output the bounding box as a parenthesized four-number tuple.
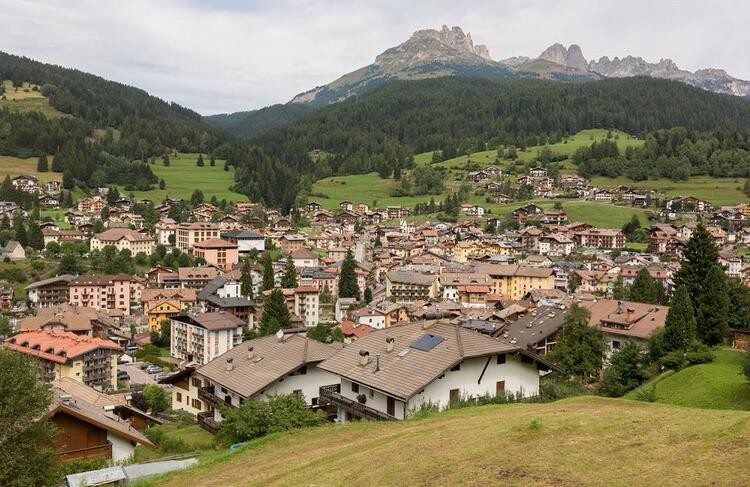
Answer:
(261, 252, 275, 291)
(338, 249, 360, 299)
(210, 155, 216, 167)
(196, 154, 205, 167)
(549, 304, 605, 380)
(662, 285, 697, 352)
(162, 154, 170, 166)
(628, 268, 662, 304)
(240, 258, 254, 299)
(281, 257, 298, 288)
(51, 152, 64, 172)
(673, 222, 719, 303)
(364, 287, 373, 304)
(695, 265, 730, 346)
(36, 154, 48, 172)
(159, 179, 165, 190)
(259, 288, 291, 335)
(27, 220, 44, 250)
(12, 214, 27, 246)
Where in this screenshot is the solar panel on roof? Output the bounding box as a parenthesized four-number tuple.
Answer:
(410, 334, 444, 351)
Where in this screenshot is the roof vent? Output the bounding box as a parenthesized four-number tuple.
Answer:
(226, 357, 234, 372)
(385, 337, 395, 354)
(247, 346, 254, 361)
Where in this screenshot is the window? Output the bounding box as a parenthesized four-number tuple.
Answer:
(351, 383, 359, 393)
(192, 377, 202, 388)
(176, 392, 182, 402)
(496, 354, 506, 365)
(192, 399, 202, 410)
(293, 389, 302, 397)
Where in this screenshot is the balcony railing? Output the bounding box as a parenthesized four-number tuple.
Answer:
(318, 385, 396, 422)
(198, 386, 221, 407)
(197, 411, 219, 434)
(58, 442, 112, 461)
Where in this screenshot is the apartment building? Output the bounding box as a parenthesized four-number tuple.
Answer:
(68, 274, 135, 315)
(385, 271, 439, 303)
(170, 312, 245, 365)
(25, 275, 76, 307)
(475, 264, 555, 300)
(192, 238, 239, 271)
(3, 330, 121, 389)
(90, 228, 155, 254)
(176, 222, 221, 253)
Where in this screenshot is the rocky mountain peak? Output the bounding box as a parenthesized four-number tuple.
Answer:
(538, 43, 588, 70)
(374, 25, 492, 67)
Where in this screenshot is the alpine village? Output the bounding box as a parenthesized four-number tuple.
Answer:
(3, 14, 750, 487)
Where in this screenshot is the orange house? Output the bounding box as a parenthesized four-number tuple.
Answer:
(192, 238, 239, 270)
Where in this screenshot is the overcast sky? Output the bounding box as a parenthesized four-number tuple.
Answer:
(2, 0, 748, 115)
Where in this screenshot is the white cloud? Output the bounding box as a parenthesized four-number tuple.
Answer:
(0, 0, 747, 114)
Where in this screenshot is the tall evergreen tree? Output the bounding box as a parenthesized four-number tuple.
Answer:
(210, 155, 216, 167)
(338, 249, 360, 299)
(196, 154, 205, 167)
(259, 288, 291, 336)
(662, 285, 697, 352)
(162, 154, 170, 166)
(281, 257, 298, 288)
(240, 258, 254, 299)
(261, 252, 275, 291)
(673, 222, 719, 303)
(695, 265, 730, 346)
(27, 220, 44, 250)
(36, 154, 48, 172)
(12, 214, 27, 247)
(629, 268, 662, 304)
(51, 152, 64, 172)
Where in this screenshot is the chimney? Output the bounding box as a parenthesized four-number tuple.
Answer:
(375, 354, 380, 372)
(247, 346, 254, 361)
(385, 337, 395, 353)
(358, 350, 370, 366)
(225, 357, 234, 372)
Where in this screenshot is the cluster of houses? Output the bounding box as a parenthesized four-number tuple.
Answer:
(8, 173, 750, 469)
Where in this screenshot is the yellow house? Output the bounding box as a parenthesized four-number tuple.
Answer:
(383, 303, 411, 328)
(453, 241, 518, 263)
(147, 300, 181, 332)
(476, 263, 555, 300)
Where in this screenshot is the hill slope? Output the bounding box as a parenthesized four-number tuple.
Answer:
(137, 396, 750, 486)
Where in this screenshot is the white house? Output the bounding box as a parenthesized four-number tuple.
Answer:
(182, 334, 341, 432)
(221, 229, 266, 255)
(317, 321, 557, 422)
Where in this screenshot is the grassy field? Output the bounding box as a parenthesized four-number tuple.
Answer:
(591, 175, 749, 206)
(0, 154, 60, 183)
(134, 396, 750, 486)
(133, 423, 215, 462)
(0, 80, 68, 118)
(416, 129, 643, 172)
(625, 349, 750, 410)
(118, 153, 246, 203)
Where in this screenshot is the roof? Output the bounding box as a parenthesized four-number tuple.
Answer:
(140, 288, 197, 304)
(51, 377, 127, 407)
(475, 263, 553, 278)
(19, 304, 116, 333)
(386, 271, 438, 286)
(581, 299, 669, 339)
(172, 312, 246, 331)
(338, 320, 375, 338)
(197, 334, 341, 399)
(318, 321, 555, 401)
(50, 388, 154, 449)
(69, 274, 133, 286)
(25, 274, 76, 290)
(497, 306, 569, 349)
(94, 228, 154, 242)
(290, 248, 319, 260)
(178, 266, 220, 281)
(4, 330, 121, 363)
(193, 238, 238, 249)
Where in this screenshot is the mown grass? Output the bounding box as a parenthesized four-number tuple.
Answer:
(625, 349, 750, 410)
(133, 423, 215, 462)
(591, 175, 749, 206)
(0, 154, 60, 183)
(0, 80, 68, 118)
(133, 396, 750, 486)
(118, 153, 246, 203)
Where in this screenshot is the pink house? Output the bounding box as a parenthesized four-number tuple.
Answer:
(192, 239, 239, 270)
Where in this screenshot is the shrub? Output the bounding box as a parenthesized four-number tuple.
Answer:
(684, 350, 715, 365)
(635, 384, 658, 402)
(659, 351, 686, 370)
(144, 428, 191, 454)
(540, 378, 585, 401)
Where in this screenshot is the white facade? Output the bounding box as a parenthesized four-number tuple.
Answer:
(356, 313, 386, 330)
(295, 291, 320, 327)
(170, 320, 243, 365)
(335, 353, 541, 422)
(108, 432, 136, 463)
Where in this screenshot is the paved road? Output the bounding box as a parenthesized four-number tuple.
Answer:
(120, 362, 156, 385)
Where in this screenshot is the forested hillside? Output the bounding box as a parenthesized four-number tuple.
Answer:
(230, 76, 750, 210)
(0, 51, 229, 191)
(205, 103, 314, 139)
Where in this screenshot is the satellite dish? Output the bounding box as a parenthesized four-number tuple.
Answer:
(275, 329, 284, 340)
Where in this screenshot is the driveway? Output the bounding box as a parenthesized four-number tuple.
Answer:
(120, 362, 156, 385)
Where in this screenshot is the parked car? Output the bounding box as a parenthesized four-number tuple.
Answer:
(117, 371, 130, 381)
(147, 366, 163, 375)
(154, 372, 170, 382)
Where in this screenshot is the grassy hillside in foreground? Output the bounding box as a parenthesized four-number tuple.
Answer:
(625, 349, 750, 410)
(135, 396, 750, 487)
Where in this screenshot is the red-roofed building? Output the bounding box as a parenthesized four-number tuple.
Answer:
(3, 330, 121, 388)
(337, 320, 375, 343)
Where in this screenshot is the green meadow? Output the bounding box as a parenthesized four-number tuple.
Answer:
(0, 80, 68, 118)
(591, 175, 749, 206)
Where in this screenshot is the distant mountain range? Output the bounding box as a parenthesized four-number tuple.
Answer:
(206, 25, 750, 137)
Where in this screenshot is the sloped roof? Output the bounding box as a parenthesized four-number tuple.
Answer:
(4, 330, 121, 363)
(319, 321, 554, 401)
(173, 312, 245, 331)
(197, 334, 341, 399)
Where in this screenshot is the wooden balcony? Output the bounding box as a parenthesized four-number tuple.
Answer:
(58, 442, 112, 461)
(197, 411, 219, 434)
(318, 384, 396, 422)
(198, 386, 221, 407)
